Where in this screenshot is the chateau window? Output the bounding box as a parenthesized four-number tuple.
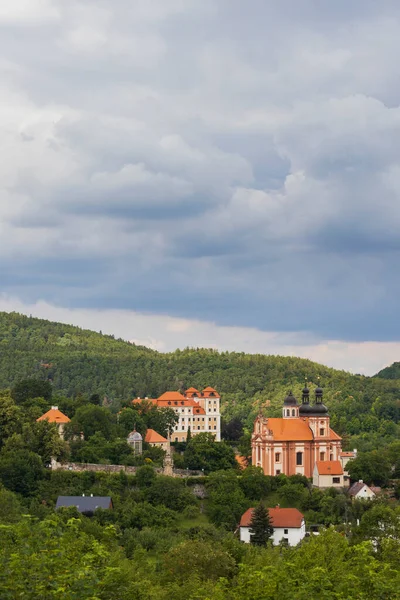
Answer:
(175, 437, 178, 442)
(292, 409, 295, 416)
(284, 529, 288, 534)
(296, 452, 303, 466)
(320, 452, 325, 461)
(275, 453, 281, 463)
(214, 426, 216, 430)
(320, 428, 325, 436)
(198, 426, 200, 430)
(332, 477, 340, 484)
(276, 470, 281, 475)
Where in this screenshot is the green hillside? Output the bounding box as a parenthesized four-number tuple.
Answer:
(375, 362, 400, 380)
(0, 311, 399, 451)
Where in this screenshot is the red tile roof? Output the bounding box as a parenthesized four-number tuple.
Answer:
(315, 460, 343, 475)
(240, 507, 304, 528)
(328, 428, 342, 441)
(145, 429, 168, 444)
(37, 407, 70, 424)
(185, 387, 200, 394)
(158, 391, 186, 401)
(193, 406, 206, 415)
(340, 451, 355, 457)
(263, 418, 313, 441)
(235, 454, 248, 470)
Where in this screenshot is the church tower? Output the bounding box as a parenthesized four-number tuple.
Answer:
(282, 391, 299, 418)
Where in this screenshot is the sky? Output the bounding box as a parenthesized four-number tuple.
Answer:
(1, 0, 400, 375)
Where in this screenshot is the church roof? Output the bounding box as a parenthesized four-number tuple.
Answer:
(145, 429, 168, 444)
(263, 418, 313, 441)
(37, 407, 70, 424)
(240, 507, 304, 529)
(315, 460, 343, 475)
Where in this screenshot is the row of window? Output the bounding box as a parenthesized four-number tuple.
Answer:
(175, 425, 218, 431)
(274, 451, 333, 464)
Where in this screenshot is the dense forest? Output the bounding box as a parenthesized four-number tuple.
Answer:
(0, 311, 399, 452)
(1, 311, 400, 598)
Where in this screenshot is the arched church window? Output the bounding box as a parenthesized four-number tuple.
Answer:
(292, 409, 295, 416)
(296, 452, 303, 466)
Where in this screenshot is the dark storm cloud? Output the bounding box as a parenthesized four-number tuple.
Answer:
(1, 0, 400, 341)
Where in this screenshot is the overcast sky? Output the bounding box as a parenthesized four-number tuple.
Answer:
(1, 0, 400, 375)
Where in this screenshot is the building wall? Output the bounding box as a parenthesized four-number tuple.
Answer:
(354, 485, 375, 500)
(240, 522, 305, 546)
(312, 471, 344, 488)
(171, 396, 221, 442)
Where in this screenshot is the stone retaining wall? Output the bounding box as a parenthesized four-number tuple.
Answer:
(50, 459, 203, 478)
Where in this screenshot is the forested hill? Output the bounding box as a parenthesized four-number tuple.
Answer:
(0, 311, 399, 450)
(375, 362, 400, 380)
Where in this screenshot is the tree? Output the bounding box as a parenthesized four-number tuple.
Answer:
(346, 451, 392, 486)
(67, 405, 115, 440)
(11, 379, 52, 404)
(0, 449, 45, 496)
(184, 432, 237, 473)
(0, 392, 20, 447)
(249, 503, 273, 546)
(221, 418, 244, 441)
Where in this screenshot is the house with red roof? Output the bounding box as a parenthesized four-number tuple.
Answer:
(239, 507, 306, 546)
(37, 406, 71, 439)
(133, 387, 221, 442)
(313, 460, 345, 488)
(252, 386, 346, 483)
(145, 429, 168, 450)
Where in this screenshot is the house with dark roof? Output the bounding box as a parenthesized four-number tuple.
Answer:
(56, 495, 113, 514)
(348, 480, 376, 500)
(240, 507, 305, 546)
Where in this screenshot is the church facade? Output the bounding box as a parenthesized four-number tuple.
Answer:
(252, 386, 345, 479)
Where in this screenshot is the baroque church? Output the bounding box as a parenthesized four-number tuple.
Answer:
(252, 385, 350, 480)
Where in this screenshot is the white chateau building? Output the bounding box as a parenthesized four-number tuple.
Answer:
(133, 387, 221, 442)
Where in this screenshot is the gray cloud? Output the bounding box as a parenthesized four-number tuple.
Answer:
(0, 0, 400, 344)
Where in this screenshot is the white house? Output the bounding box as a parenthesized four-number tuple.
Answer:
(239, 507, 306, 546)
(348, 480, 376, 500)
(313, 460, 345, 488)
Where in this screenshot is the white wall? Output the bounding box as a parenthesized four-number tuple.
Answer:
(240, 522, 305, 546)
(354, 485, 375, 500)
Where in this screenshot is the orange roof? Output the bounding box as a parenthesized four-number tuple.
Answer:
(235, 454, 248, 470)
(145, 429, 168, 444)
(132, 398, 157, 405)
(315, 460, 343, 475)
(37, 407, 70, 424)
(262, 418, 313, 441)
(240, 507, 304, 528)
(340, 451, 355, 457)
(328, 428, 342, 441)
(185, 387, 200, 394)
(193, 406, 206, 415)
(158, 391, 186, 401)
(202, 386, 219, 397)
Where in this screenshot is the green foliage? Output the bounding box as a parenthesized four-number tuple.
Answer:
(249, 502, 273, 546)
(11, 378, 52, 404)
(0, 449, 46, 495)
(184, 432, 237, 473)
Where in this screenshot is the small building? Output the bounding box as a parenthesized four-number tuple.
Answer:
(37, 406, 71, 439)
(127, 430, 143, 454)
(56, 495, 113, 514)
(348, 480, 376, 500)
(313, 460, 345, 488)
(145, 429, 168, 450)
(239, 507, 306, 546)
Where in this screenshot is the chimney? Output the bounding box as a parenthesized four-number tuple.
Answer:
(82, 493, 85, 497)
(51, 406, 58, 410)
(358, 480, 363, 484)
(353, 448, 358, 456)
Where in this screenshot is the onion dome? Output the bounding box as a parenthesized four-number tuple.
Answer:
(283, 391, 298, 406)
(307, 403, 329, 416)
